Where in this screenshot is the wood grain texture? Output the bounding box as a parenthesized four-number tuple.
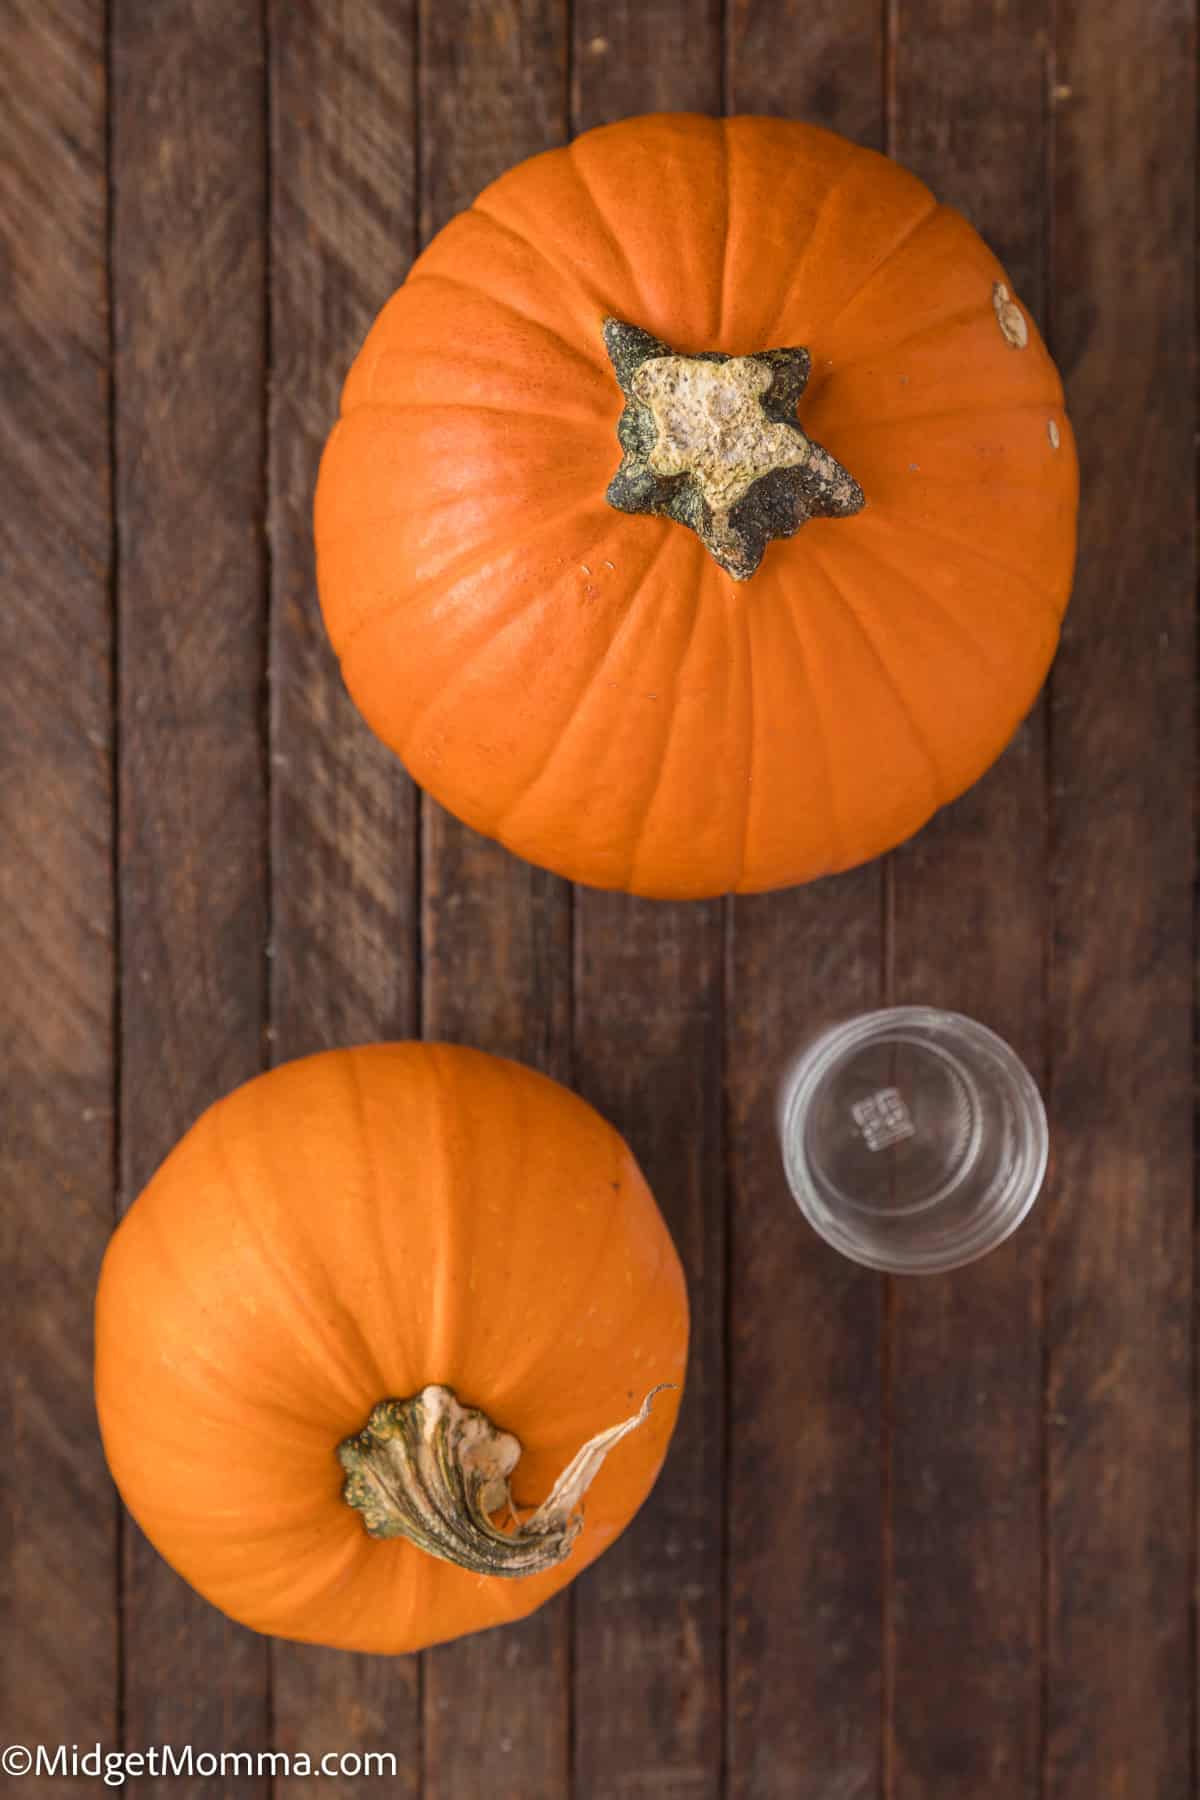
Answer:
(566, 15, 726, 1798)
(885, 5, 1051, 1794)
(112, 1, 269, 1788)
(571, 900, 725, 1799)
(267, 5, 421, 1793)
(1046, 2, 1195, 1795)
(0, 1, 117, 1777)
(725, 877, 885, 1800)
(727, 0, 884, 143)
(267, 0, 420, 1065)
(571, 0, 722, 118)
(415, 6, 573, 1796)
(724, 17, 887, 1797)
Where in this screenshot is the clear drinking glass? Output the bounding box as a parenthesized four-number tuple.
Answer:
(777, 1007, 1048, 1274)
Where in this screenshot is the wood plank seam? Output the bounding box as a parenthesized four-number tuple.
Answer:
(105, 0, 128, 1763)
(1040, 21, 1059, 1800)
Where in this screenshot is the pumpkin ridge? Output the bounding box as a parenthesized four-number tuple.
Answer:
(828, 396, 1065, 432)
(561, 136, 654, 328)
(859, 509, 1069, 637)
(108, 1203, 330, 1442)
(385, 514, 618, 791)
(213, 1098, 382, 1416)
(127, 1483, 333, 1538)
(227, 1497, 384, 1634)
(356, 333, 388, 409)
(343, 1050, 415, 1397)
(840, 528, 1019, 685)
(734, 584, 757, 890)
(332, 489, 604, 666)
(463, 194, 624, 366)
(246, 1065, 401, 1418)
(326, 478, 602, 594)
(813, 195, 942, 343)
(467, 193, 595, 301)
(425, 1049, 468, 1383)
(620, 570, 707, 892)
(492, 524, 678, 841)
(486, 1139, 666, 1434)
(407, 265, 605, 376)
(807, 545, 945, 806)
(753, 152, 866, 351)
(776, 578, 846, 871)
(836, 459, 1060, 496)
(827, 298, 1018, 370)
(392, 584, 560, 797)
(132, 1147, 339, 1429)
(241, 1523, 366, 1630)
(157, 1463, 351, 1537)
(341, 397, 610, 429)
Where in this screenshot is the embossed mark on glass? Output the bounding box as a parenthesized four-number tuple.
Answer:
(851, 1087, 916, 1152)
(777, 1007, 1048, 1274)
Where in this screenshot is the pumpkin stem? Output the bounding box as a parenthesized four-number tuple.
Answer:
(603, 316, 864, 580)
(337, 1383, 672, 1578)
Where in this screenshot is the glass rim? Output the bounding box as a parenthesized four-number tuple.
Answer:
(777, 1005, 1049, 1275)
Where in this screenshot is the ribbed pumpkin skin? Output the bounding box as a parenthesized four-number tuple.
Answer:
(315, 113, 1078, 899)
(94, 1044, 687, 1654)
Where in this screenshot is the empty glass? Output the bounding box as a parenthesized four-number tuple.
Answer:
(777, 1006, 1048, 1274)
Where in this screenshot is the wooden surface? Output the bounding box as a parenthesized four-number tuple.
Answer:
(2, 3, 1194, 1796)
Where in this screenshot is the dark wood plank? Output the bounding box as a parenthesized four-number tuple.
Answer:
(728, 0, 883, 143)
(266, 5, 421, 1793)
(267, 1, 420, 1064)
(571, 0, 721, 117)
(571, 906, 725, 1798)
(0, 1, 118, 1776)
(112, 1, 270, 1787)
(726, 879, 885, 1800)
(1045, 3, 1195, 1795)
(885, 6, 1051, 1795)
(566, 14, 726, 1798)
(416, 6, 573, 1796)
(724, 15, 887, 1798)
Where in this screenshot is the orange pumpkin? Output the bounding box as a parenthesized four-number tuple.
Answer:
(94, 1044, 687, 1653)
(315, 112, 1078, 899)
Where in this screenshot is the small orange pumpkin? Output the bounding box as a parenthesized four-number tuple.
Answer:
(94, 1044, 687, 1653)
(315, 112, 1078, 898)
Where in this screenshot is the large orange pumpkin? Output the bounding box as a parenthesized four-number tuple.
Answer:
(315, 112, 1078, 899)
(94, 1044, 687, 1653)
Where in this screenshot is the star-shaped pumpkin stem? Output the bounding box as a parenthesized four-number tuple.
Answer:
(602, 317, 864, 580)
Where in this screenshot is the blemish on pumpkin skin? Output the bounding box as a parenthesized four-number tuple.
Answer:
(1048, 420, 1061, 449)
(992, 282, 1029, 349)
